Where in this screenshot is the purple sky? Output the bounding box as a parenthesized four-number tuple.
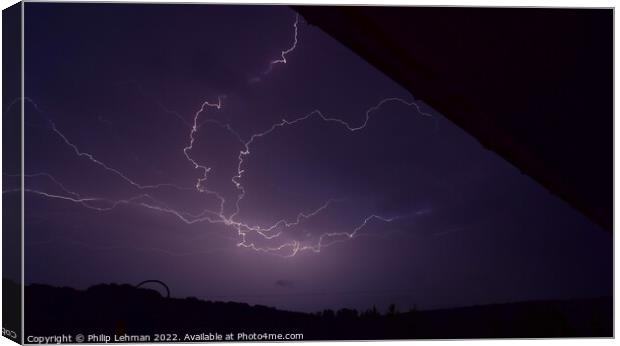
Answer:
(11, 3, 612, 313)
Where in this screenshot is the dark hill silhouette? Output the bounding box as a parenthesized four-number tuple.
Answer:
(12, 280, 610, 340)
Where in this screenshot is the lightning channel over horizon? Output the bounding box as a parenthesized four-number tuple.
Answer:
(8, 12, 435, 257)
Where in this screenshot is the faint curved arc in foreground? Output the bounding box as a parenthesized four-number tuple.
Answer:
(136, 279, 171, 299)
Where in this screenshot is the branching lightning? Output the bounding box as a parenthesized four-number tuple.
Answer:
(51, 122, 193, 192)
(264, 13, 300, 75)
(11, 12, 434, 257)
(250, 13, 300, 83)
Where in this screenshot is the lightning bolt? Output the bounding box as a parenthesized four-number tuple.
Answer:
(250, 13, 300, 84)
(155, 93, 428, 256)
(12, 12, 434, 257)
(51, 122, 193, 192)
(265, 13, 299, 75)
(182, 96, 230, 215)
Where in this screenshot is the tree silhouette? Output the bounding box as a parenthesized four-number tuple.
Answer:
(336, 308, 358, 320)
(387, 303, 399, 316)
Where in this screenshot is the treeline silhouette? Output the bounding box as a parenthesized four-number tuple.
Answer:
(11, 280, 610, 340)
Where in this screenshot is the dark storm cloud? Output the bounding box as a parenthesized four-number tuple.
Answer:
(21, 3, 611, 312)
(275, 280, 294, 288)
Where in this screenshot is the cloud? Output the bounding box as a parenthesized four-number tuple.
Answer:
(275, 280, 294, 288)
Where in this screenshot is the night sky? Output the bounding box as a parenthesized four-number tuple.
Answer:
(10, 3, 612, 313)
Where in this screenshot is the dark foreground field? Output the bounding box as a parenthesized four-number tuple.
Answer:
(12, 280, 611, 340)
